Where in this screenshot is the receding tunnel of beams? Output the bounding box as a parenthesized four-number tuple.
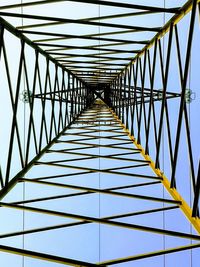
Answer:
(0, 101, 199, 266)
(0, 0, 186, 86)
(0, 0, 200, 266)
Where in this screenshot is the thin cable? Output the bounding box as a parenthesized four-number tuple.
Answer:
(188, 49, 193, 267)
(21, 1, 25, 266)
(98, 107, 101, 264)
(162, 1, 166, 266)
(98, 4, 101, 264)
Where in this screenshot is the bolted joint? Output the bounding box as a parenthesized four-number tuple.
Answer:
(20, 90, 32, 104)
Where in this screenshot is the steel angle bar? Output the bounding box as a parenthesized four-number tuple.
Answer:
(0, 167, 3, 189)
(12, 191, 91, 205)
(5, 41, 25, 184)
(24, 51, 39, 165)
(0, 205, 179, 240)
(171, 0, 197, 188)
(35, 89, 83, 98)
(23, 30, 149, 45)
(155, 26, 173, 169)
(60, 136, 98, 142)
(0, 115, 79, 201)
(98, 243, 200, 265)
(54, 141, 139, 151)
(0, 244, 97, 267)
(37, 59, 49, 152)
(13, 181, 162, 206)
(1, 42, 24, 178)
(61, 135, 130, 142)
(0, 221, 88, 239)
(109, 181, 163, 191)
(63, 0, 180, 13)
(0, 0, 180, 13)
(47, 64, 58, 141)
(120, 85, 181, 96)
(1, 202, 200, 241)
(114, 0, 199, 89)
(192, 161, 200, 217)
(75, 72, 118, 76)
(105, 205, 179, 220)
(58, 60, 129, 66)
(33, 96, 71, 103)
(70, 125, 100, 129)
(35, 161, 100, 172)
(0, 31, 7, 188)
(35, 161, 162, 180)
(31, 171, 95, 181)
(0, 11, 161, 32)
(16, 22, 138, 32)
(47, 155, 96, 164)
(19, 177, 179, 204)
(103, 163, 150, 171)
(27, 16, 149, 43)
(137, 51, 148, 144)
(68, 66, 122, 71)
(38, 43, 139, 54)
(0, 16, 82, 82)
(112, 111, 200, 234)
(84, 39, 138, 47)
(48, 149, 140, 158)
(173, 25, 196, 192)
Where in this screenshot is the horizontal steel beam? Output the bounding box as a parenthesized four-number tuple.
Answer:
(0, 11, 161, 31)
(99, 243, 200, 265)
(19, 178, 179, 205)
(1, 202, 199, 241)
(0, 0, 180, 13)
(0, 244, 97, 266)
(0, 205, 179, 239)
(22, 30, 149, 45)
(49, 52, 133, 61)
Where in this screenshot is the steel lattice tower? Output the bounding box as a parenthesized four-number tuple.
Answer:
(0, 0, 200, 266)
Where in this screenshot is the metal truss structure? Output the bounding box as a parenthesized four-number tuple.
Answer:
(0, 0, 200, 266)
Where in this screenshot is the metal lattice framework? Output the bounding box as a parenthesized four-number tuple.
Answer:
(0, 0, 200, 266)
